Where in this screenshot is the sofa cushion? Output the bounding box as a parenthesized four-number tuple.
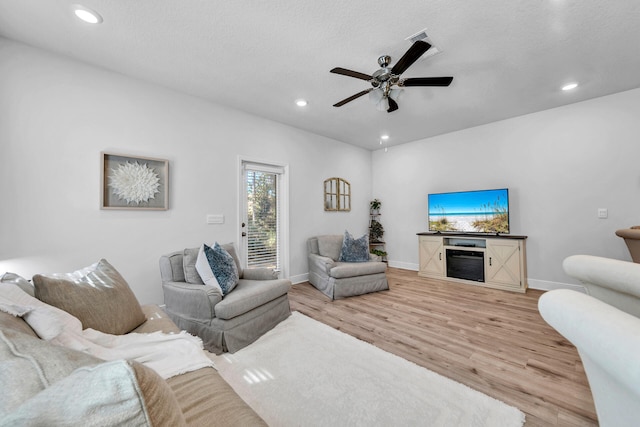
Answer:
(129, 360, 187, 426)
(339, 231, 369, 262)
(167, 367, 267, 426)
(214, 279, 291, 320)
(33, 259, 146, 335)
(317, 235, 344, 261)
(1, 272, 34, 296)
(330, 261, 388, 279)
(183, 247, 205, 284)
(204, 243, 239, 296)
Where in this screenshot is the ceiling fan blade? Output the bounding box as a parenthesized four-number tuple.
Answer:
(401, 77, 454, 87)
(333, 89, 372, 107)
(390, 40, 432, 75)
(387, 97, 399, 113)
(330, 67, 373, 81)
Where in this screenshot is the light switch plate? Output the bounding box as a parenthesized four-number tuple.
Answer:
(206, 214, 224, 224)
(597, 208, 608, 219)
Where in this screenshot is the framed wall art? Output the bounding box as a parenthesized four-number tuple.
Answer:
(101, 152, 169, 210)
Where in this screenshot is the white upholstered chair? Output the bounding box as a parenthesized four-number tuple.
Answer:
(538, 255, 640, 426)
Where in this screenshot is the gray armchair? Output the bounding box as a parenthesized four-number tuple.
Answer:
(159, 243, 291, 354)
(307, 235, 388, 300)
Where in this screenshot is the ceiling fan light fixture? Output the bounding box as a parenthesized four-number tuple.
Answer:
(369, 88, 384, 104)
(389, 88, 403, 102)
(73, 5, 103, 24)
(375, 98, 389, 112)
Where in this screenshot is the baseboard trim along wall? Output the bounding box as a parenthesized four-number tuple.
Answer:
(386, 260, 587, 293)
(291, 262, 587, 293)
(290, 273, 309, 285)
(388, 260, 418, 271)
(527, 279, 587, 293)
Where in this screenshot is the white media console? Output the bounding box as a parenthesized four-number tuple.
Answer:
(417, 232, 528, 293)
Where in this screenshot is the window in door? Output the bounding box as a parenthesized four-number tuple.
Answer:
(242, 161, 285, 272)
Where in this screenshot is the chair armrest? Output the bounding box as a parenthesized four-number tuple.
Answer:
(539, 290, 640, 403)
(162, 281, 222, 321)
(308, 253, 335, 275)
(563, 255, 640, 299)
(616, 228, 640, 239)
(242, 268, 278, 280)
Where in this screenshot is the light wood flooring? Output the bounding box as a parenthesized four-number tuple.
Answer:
(288, 267, 598, 426)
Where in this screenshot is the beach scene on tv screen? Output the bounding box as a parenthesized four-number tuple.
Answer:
(428, 189, 509, 233)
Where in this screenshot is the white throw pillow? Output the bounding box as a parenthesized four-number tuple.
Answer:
(0, 283, 83, 340)
(195, 244, 223, 295)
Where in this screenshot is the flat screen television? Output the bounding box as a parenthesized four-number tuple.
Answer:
(428, 188, 509, 234)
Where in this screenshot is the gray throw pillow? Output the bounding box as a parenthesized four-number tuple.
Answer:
(0, 328, 102, 417)
(3, 361, 154, 426)
(32, 259, 146, 335)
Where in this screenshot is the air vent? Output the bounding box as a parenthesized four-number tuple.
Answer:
(406, 28, 430, 44)
(405, 28, 441, 59)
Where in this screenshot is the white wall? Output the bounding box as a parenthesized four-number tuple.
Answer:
(372, 88, 640, 288)
(0, 38, 372, 304)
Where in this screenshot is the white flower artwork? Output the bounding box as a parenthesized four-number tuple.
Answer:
(109, 161, 161, 204)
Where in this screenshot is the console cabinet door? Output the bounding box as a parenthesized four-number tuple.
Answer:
(419, 236, 445, 277)
(485, 239, 524, 291)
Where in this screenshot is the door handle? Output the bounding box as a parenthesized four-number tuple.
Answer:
(242, 232, 247, 237)
(489, 257, 492, 266)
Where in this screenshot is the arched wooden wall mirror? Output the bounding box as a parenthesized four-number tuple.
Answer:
(324, 177, 351, 211)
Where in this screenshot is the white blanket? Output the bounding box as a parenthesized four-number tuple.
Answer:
(52, 327, 214, 379)
(0, 282, 214, 379)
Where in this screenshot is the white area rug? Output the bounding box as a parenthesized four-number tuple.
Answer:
(211, 312, 525, 427)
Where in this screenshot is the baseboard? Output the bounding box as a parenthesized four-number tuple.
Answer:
(290, 272, 309, 285)
(290, 263, 585, 293)
(386, 263, 587, 293)
(527, 279, 587, 293)
(388, 260, 419, 271)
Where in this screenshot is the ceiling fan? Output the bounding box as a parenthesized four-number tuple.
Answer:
(330, 40, 453, 113)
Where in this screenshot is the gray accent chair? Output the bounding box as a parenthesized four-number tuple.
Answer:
(307, 235, 389, 300)
(159, 243, 291, 354)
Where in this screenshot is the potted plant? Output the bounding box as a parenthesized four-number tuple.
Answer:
(370, 198, 381, 214)
(369, 219, 384, 242)
(370, 248, 387, 257)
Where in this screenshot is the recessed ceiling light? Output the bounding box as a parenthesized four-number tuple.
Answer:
(562, 82, 578, 91)
(380, 134, 389, 140)
(295, 99, 308, 107)
(73, 5, 103, 24)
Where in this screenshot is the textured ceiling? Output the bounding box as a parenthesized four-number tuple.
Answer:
(1, 1, 639, 150)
